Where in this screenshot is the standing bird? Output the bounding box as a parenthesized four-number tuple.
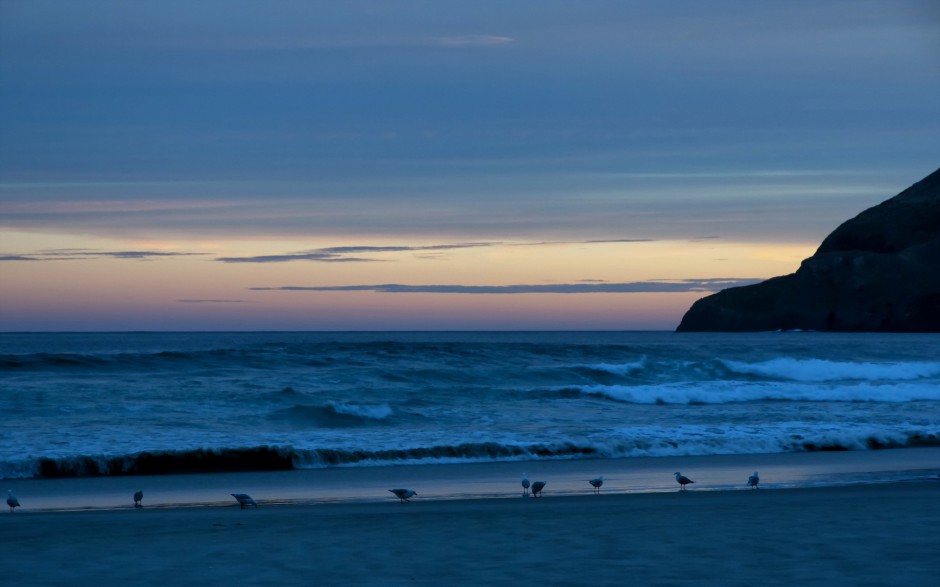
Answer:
(389, 488, 417, 503)
(747, 471, 760, 490)
(133, 490, 144, 508)
(521, 473, 531, 497)
(7, 490, 20, 513)
(674, 472, 695, 491)
(531, 481, 546, 497)
(231, 493, 258, 509)
(589, 475, 604, 494)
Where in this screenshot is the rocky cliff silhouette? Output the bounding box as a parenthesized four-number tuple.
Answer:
(677, 167, 940, 332)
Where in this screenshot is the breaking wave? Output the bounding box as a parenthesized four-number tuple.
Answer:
(3, 429, 938, 480)
(575, 381, 940, 404)
(268, 402, 395, 427)
(721, 358, 940, 382)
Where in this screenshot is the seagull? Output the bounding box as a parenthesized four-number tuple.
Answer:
(747, 471, 760, 490)
(589, 475, 604, 494)
(231, 493, 258, 509)
(674, 472, 694, 491)
(531, 481, 546, 497)
(6, 490, 20, 513)
(133, 490, 144, 508)
(389, 488, 417, 503)
(521, 473, 530, 497)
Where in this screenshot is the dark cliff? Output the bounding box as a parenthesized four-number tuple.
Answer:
(676, 167, 940, 332)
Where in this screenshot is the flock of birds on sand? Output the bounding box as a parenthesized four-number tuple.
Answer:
(5, 471, 762, 513)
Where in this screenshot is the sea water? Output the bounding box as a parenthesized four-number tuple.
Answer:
(1, 331, 939, 480)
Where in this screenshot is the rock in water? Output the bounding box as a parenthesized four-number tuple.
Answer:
(677, 167, 940, 332)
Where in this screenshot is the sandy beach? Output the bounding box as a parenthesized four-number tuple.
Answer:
(3, 449, 939, 586)
(3, 482, 938, 586)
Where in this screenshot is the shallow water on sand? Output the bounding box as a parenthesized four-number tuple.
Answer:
(7, 447, 939, 512)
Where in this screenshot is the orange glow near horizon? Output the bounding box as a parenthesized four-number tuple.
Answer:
(0, 228, 819, 331)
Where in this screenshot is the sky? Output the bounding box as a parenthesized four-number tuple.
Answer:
(1, 0, 938, 331)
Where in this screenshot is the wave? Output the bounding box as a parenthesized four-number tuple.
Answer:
(721, 358, 940, 382)
(0, 443, 595, 479)
(328, 401, 393, 420)
(570, 360, 647, 384)
(3, 430, 938, 479)
(574, 381, 940, 404)
(0, 349, 253, 371)
(267, 402, 395, 427)
(3, 446, 296, 479)
(569, 357, 940, 386)
(0, 338, 644, 376)
(261, 386, 310, 401)
(0, 353, 111, 369)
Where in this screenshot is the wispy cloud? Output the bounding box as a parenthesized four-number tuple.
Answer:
(215, 252, 376, 264)
(429, 35, 515, 48)
(582, 239, 657, 244)
(177, 299, 251, 304)
(0, 249, 206, 261)
(507, 239, 657, 247)
(250, 278, 759, 295)
(216, 242, 496, 263)
(141, 33, 516, 53)
(215, 240, 660, 264)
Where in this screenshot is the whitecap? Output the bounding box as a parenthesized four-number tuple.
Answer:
(327, 401, 394, 420)
(721, 358, 940, 382)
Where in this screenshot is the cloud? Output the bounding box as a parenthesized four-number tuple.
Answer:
(319, 243, 494, 254)
(177, 299, 251, 303)
(429, 35, 515, 48)
(250, 278, 760, 295)
(0, 249, 206, 261)
(0, 171, 911, 244)
(582, 239, 657, 244)
(215, 252, 376, 264)
(215, 240, 661, 264)
(216, 242, 496, 263)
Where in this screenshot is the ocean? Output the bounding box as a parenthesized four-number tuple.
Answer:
(2, 331, 939, 481)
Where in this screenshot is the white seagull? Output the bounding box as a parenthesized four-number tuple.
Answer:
(231, 493, 258, 509)
(674, 472, 694, 491)
(747, 471, 760, 490)
(531, 481, 546, 497)
(389, 488, 417, 503)
(7, 490, 20, 513)
(133, 490, 144, 508)
(589, 475, 604, 494)
(521, 473, 530, 497)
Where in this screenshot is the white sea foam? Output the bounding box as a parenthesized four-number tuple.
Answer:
(577, 381, 940, 404)
(328, 401, 394, 420)
(598, 422, 937, 457)
(581, 360, 646, 375)
(721, 358, 940, 382)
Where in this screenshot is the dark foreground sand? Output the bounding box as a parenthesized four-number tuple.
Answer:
(4, 479, 939, 586)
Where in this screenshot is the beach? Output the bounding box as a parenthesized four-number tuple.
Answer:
(3, 450, 938, 586)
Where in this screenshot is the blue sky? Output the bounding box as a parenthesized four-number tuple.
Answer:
(1, 1, 938, 330)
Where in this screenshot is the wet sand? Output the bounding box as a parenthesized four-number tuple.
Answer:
(2, 449, 939, 585)
(7, 447, 940, 511)
(2, 482, 938, 586)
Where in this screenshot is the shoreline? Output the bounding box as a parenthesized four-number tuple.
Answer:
(6, 447, 939, 512)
